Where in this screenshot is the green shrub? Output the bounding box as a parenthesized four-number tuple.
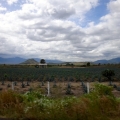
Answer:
(102, 69, 115, 85)
(0, 85, 120, 120)
(92, 83, 114, 97)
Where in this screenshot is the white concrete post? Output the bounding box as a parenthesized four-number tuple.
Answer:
(12, 82, 14, 90)
(87, 82, 89, 94)
(47, 81, 50, 96)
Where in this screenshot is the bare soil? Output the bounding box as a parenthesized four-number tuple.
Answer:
(0, 81, 120, 97)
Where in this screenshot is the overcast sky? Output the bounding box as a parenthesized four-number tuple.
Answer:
(0, 0, 120, 62)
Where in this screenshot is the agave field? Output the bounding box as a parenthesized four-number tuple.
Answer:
(0, 66, 120, 119)
(0, 66, 120, 96)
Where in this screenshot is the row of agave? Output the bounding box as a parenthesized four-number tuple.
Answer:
(0, 67, 120, 78)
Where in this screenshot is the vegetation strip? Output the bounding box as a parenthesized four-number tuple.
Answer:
(0, 84, 120, 120)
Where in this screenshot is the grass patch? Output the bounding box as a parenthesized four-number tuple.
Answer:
(0, 84, 120, 120)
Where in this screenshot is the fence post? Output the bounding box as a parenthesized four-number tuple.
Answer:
(87, 82, 89, 94)
(12, 82, 14, 90)
(47, 81, 50, 96)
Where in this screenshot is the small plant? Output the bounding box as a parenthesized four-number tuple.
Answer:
(67, 82, 71, 88)
(41, 81, 44, 86)
(66, 83, 73, 95)
(113, 84, 117, 88)
(14, 81, 17, 86)
(81, 81, 84, 86)
(4, 73, 8, 78)
(7, 83, 11, 88)
(21, 83, 25, 88)
(64, 77, 68, 81)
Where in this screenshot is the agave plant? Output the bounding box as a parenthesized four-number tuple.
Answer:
(102, 69, 115, 86)
(66, 83, 73, 95)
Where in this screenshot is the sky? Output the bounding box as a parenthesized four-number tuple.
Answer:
(0, 0, 120, 62)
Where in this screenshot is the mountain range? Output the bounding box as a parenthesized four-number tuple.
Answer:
(0, 57, 63, 64)
(0, 57, 120, 64)
(94, 57, 120, 64)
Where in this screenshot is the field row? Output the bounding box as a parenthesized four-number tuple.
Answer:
(0, 67, 120, 82)
(0, 80, 120, 97)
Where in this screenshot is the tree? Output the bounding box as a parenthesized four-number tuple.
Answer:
(87, 62, 90, 66)
(40, 59, 46, 64)
(102, 69, 115, 85)
(71, 63, 74, 68)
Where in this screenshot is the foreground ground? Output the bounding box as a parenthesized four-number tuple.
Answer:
(0, 83, 120, 120)
(0, 81, 120, 97)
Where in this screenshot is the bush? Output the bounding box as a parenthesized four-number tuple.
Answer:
(0, 85, 120, 120)
(102, 69, 115, 80)
(0, 90, 24, 118)
(102, 69, 115, 85)
(92, 83, 114, 97)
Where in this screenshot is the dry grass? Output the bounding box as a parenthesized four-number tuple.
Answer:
(0, 90, 24, 119)
(0, 84, 120, 120)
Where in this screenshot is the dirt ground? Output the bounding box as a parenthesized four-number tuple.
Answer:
(0, 81, 120, 97)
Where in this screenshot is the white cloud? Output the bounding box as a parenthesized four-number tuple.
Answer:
(107, 0, 120, 13)
(6, 0, 18, 5)
(0, 3, 6, 12)
(0, 0, 120, 61)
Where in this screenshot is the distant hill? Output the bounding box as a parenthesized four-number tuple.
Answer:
(94, 60, 108, 64)
(0, 57, 26, 64)
(94, 57, 120, 64)
(34, 58, 63, 64)
(20, 59, 39, 64)
(0, 56, 120, 65)
(109, 57, 120, 63)
(0, 57, 64, 64)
